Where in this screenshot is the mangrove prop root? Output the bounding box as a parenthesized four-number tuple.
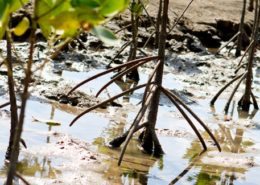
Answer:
(96, 59, 158, 97)
(216, 31, 240, 54)
(160, 87, 207, 151)
(224, 72, 248, 113)
(69, 83, 153, 126)
(210, 73, 245, 106)
(168, 0, 195, 33)
(162, 87, 221, 151)
(109, 122, 148, 148)
(236, 40, 254, 68)
(118, 86, 157, 166)
(0, 102, 10, 109)
(251, 92, 259, 109)
(142, 61, 162, 106)
(107, 41, 132, 68)
(67, 56, 158, 96)
(15, 172, 31, 185)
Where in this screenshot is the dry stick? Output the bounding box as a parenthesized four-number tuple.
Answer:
(168, 0, 195, 33)
(210, 73, 245, 105)
(67, 56, 158, 96)
(96, 58, 158, 97)
(236, 40, 254, 68)
(69, 83, 153, 126)
(107, 40, 132, 68)
(160, 87, 207, 151)
(142, 60, 161, 106)
(162, 87, 221, 152)
(118, 86, 157, 166)
(224, 72, 248, 113)
(216, 31, 240, 54)
(251, 92, 259, 109)
(169, 151, 206, 185)
(0, 102, 10, 109)
(15, 172, 31, 185)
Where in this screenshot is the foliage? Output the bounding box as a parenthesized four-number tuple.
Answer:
(0, 0, 29, 38)
(0, 0, 129, 40)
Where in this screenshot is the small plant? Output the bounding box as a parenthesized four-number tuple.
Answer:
(68, 0, 221, 166)
(0, 0, 128, 183)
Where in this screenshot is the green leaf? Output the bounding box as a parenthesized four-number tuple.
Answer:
(12, 16, 30, 36)
(71, 0, 101, 8)
(99, 0, 129, 16)
(91, 26, 118, 45)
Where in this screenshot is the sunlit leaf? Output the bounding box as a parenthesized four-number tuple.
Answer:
(99, 0, 129, 16)
(91, 26, 118, 45)
(12, 16, 30, 36)
(71, 0, 100, 8)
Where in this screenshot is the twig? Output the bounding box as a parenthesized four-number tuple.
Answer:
(67, 56, 158, 96)
(69, 83, 154, 126)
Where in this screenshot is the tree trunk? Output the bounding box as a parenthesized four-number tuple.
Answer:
(240, 0, 259, 111)
(140, 0, 169, 156)
(236, 0, 247, 57)
(5, 20, 19, 161)
(155, 0, 163, 48)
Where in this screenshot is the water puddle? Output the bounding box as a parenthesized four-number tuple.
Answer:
(0, 68, 260, 184)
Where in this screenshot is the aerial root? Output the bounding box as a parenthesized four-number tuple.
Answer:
(210, 72, 246, 106)
(160, 87, 207, 151)
(69, 83, 153, 126)
(224, 72, 248, 113)
(66, 56, 158, 96)
(118, 86, 157, 166)
(96, 59, 159, 97)
(160, 86, 221, 152)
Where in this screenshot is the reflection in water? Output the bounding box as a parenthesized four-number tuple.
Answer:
(177, 104, 259, 185)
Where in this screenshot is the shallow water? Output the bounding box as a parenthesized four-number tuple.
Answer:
(1, 69, 260, 185)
